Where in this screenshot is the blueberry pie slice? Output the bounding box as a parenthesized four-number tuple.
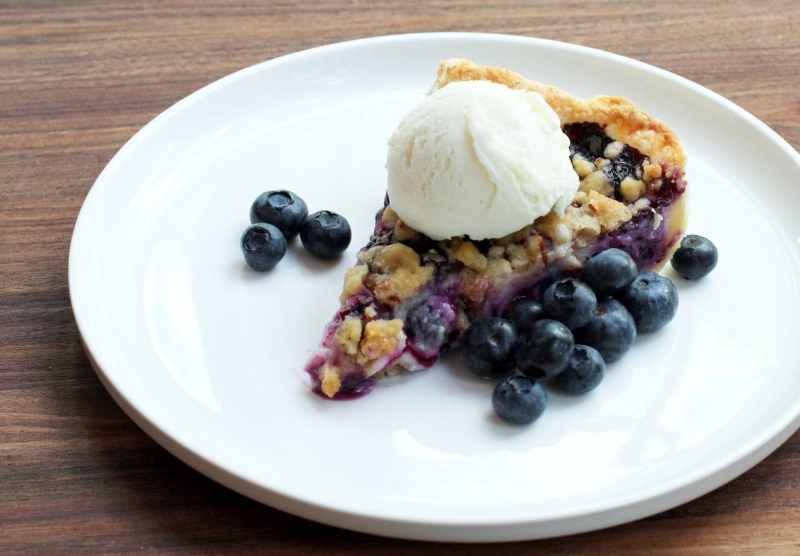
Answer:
(305, 59, 687, 399)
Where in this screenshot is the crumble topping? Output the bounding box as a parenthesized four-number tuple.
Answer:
(341, 264, 368, 302)
(487, 257, 512, 277)
(320, 365, 342, 398)
(585, 190, 633, 231)
(357, 319, 405, 367)
(382, 205, 400, 226)
(454, 240, 488, 273)
(362, 243, 435, 305)
(571, 155, 596, 179)
(619, 176, 647, 202)
(644, 162, 662, 180)
(335, 316, 362, 355)
(505, 242, 538, 270)
(394, 218, 421, 242)
(579, 170, 613, 197)
(603, 141, 625, 160)
(383, 205, 423, 242)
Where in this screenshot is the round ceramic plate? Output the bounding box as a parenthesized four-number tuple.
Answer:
(69, 33, 800, 542)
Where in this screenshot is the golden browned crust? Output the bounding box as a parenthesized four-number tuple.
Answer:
(432, 59, 687, 170)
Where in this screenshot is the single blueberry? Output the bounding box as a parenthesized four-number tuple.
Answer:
(671, 235, 718, 279)
(403, 297, 456, 359)
(574, 299, 636, 363)
(542, 279, 597, 330)
(503, 297, 544, 335)
(250, 190, 308, 240)
(240, 223, 286, 271)
(551, 345, 606, 395)
(492, 375, 548, 425)
(618, 271, 679, 333)
(460, 318, 519, 380)
(300, 210, 352, 259)
(515, 319, 575, 380)
(582, 248, 638, 296)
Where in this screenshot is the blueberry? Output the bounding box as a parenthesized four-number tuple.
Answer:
(460, 318, 519, 379)
(618, 271, 679, 333)
(403, 296, 456, 359)
(542, 279, 597, 330)
(515, 319, 574, 379)
(503, 297, 544, 335)
(671, 235, 718, 279)
(551, 345, 606, 395)
(492, 375, 548, 425)
(300, 210, 352, 259)
(240, 223, 286, 271)
(582, 248, 638, 296)
(250, 190, 308, 240)
(574, 299, 636, 362)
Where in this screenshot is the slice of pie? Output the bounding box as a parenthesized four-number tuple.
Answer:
(305, 58, 688, 399)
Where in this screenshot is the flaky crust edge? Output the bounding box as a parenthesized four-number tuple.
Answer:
(432, 59, 687, 170)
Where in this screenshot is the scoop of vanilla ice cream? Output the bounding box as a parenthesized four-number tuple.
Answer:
(386, 80, 579, 241)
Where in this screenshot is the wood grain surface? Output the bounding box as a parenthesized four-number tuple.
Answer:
(2, 1, 800, 553)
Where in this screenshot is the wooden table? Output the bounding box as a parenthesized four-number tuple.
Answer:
(3, 1, 799, 553)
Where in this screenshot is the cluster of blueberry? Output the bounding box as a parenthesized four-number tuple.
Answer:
(241, 190, 352, 270)
(461, 236, 718, 425)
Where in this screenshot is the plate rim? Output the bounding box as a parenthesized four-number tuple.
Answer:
(69, 31, 800, 542)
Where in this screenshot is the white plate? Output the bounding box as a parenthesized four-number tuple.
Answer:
(69, 33, 800, 542)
